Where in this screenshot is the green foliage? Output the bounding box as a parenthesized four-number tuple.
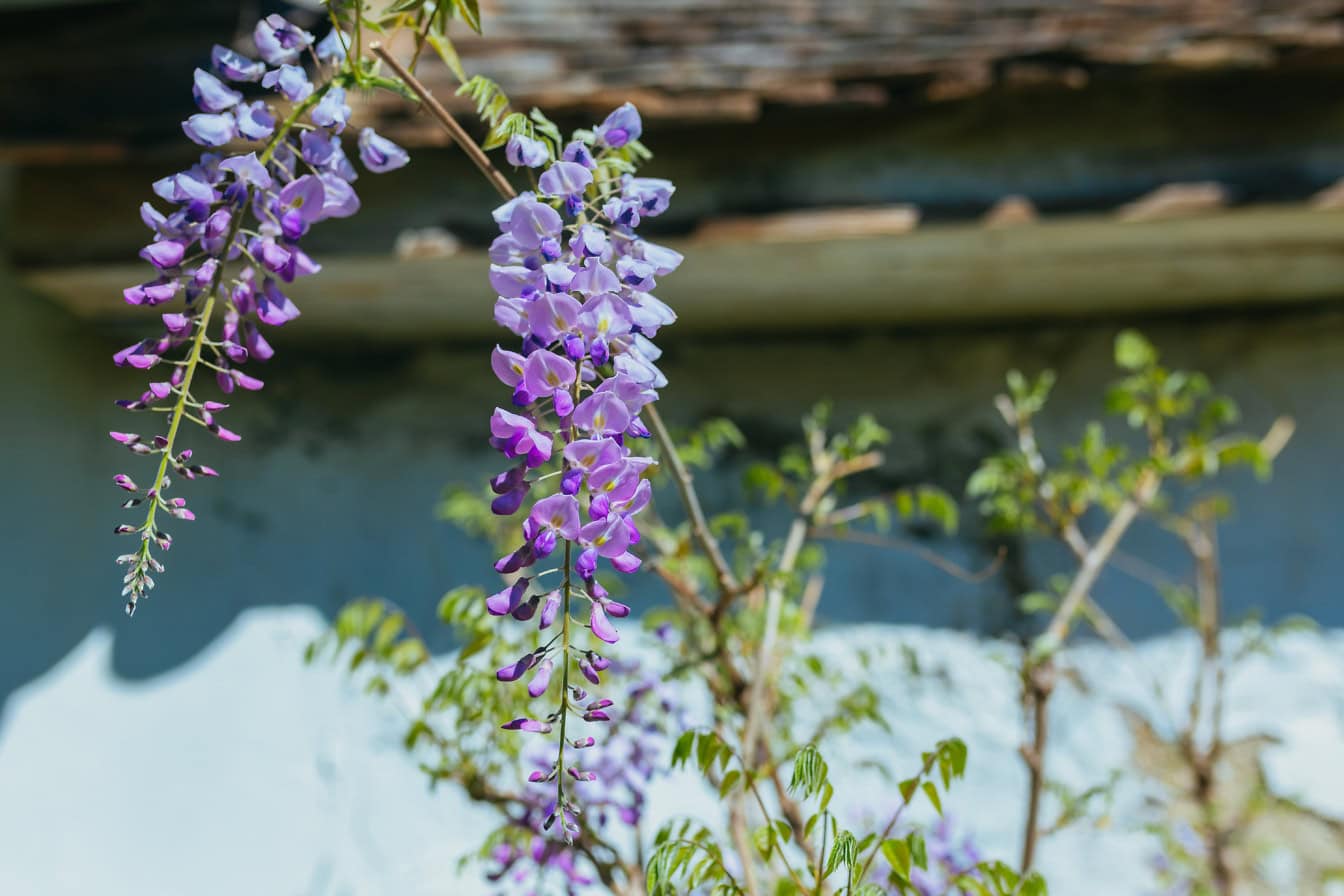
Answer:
(955, 862, 1049, 896)
(647, 820, 745, 896)
(788, 743, 831, 803)
(892, 485, 960, 535)
(970, 329, 1280, 539)
(677, 418, 747, 470)
(306, 598, 429, 677)
(457, 74, 512, 128)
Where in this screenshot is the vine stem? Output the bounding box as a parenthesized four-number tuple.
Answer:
(556, 537, 573, 836)
(136, 292, 217, 554)
(371, 43, 516, 200)
(643, 405, 742, 595)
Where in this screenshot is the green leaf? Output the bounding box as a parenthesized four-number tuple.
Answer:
(453, 0, 482, 33)
(1114, 329, 1157, 371)
(881, 838, 911, 880)
(907, 831, 928, 870)
(426, 32, 467, 83)
(922, 780, 942, 815)
(824, 830, 858, 878)
(753, 824, 775, 860)
(671, 730, 696, 769)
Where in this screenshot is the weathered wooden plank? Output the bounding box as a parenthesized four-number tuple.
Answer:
(22, 204, 1344, 340)
(7, 0, 1344, 145)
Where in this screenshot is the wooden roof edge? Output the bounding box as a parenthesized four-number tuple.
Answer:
(20, 203, 1344, 340)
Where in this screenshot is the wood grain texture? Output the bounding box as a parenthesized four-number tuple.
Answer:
(25, 204, 1344, 338)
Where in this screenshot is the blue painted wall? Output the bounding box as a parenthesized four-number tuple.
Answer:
(4, 256, 1341, 710)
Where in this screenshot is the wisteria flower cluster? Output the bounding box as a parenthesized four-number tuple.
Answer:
(481, 102, 680, 835)
(109, 15, 409, 616)
(488, 659, 682, 894)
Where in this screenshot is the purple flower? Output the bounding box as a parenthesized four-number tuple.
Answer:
(211, 45, 265, 82)
(139, 240, 185, 270)
(506, 134, 550, 168)
(595, 102, 642, 149)
(317, 174, 361, 218)
(234, 101, 275, 141)
(572, 392, 632, 437)
(505, 196, 563, 249)
(522, 350, 577, 412)
(357, 128, 409, 173)
(562, 140, 597, 169)
(530, 494, 582, 543)
(589, 602, 620, 644)
(497, 652, 538, 682)
(527, 659, 555, 698)
(192, 68, 242, 113)
(277, 175, 327, 223)
(182, 113, 236, 147)
(311, 86, 350, 132)
(624, 176, 674, 218)
(260, 64, 312, 102)
(486, 579, 531, 616)
(218, 153, 271, 188)
(539, 160, 594, 214)
(253, 14, 313, 66)
(490, 409, 553, 468)
(256, 279, 300, 325)
(315, 29, 347, 63)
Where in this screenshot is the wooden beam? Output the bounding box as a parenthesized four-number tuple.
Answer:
(22, 204, 1344, 340)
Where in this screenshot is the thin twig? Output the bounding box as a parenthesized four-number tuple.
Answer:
(371, 43, 517, 200)
(855, 751, 939, 883)
(1039, 469, 1158, 651)
(1019, 660, 1054, 872)
(645, 405, 743, 597)
(809, 527, 1006, 583)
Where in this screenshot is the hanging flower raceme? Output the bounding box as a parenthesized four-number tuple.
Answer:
(487, 659, 682, 895)
(110, 15, 410, 616)
(483, 103, 680, 838)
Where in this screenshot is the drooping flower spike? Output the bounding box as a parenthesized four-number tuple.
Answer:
(110, 16, 411, 616)
(482, 102, 682, 838)
(486, 657, 684, 895)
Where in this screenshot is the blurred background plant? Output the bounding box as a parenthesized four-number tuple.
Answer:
(4, 0, 1344, 893)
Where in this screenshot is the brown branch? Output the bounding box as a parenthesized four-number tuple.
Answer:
(809, 527, 1006, 584)
(1181, 509, 1234, 896)
(1019, 660, 1055, 873)
(644, 405, 743, 597)
(371, 43, 517, 201)
(1039, 468, 1158, 651)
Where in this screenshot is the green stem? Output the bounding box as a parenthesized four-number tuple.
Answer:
(555, 538, 573, 835)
